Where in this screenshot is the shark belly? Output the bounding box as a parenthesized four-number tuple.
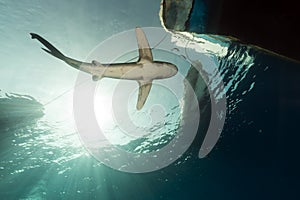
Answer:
(103, 64, 144, 80)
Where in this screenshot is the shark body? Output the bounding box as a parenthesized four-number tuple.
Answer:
(31, 28, 178, 110)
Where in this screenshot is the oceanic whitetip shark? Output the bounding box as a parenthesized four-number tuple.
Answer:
(30, 28, 178, 110)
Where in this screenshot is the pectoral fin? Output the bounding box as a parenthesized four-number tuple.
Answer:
(136, 80, 152, 110)
(135, 27, 153, 63)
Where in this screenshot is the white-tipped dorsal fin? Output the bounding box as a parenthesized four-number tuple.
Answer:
(135, 27, 153, 63)
(136, 80, 153, 110)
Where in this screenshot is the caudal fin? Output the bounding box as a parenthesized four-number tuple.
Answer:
(30, 33, 66, 61)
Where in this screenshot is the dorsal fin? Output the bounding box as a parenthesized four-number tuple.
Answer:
(135, 27, 153, 63)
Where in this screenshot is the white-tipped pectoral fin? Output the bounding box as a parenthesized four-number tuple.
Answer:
(135, 27, 153, 63)
(136, 80, 153, 110)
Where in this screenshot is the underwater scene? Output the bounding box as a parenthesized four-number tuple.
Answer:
(1, 0, 299, 199)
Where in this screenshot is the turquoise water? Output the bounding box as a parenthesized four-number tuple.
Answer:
(1, 0, 300, 199)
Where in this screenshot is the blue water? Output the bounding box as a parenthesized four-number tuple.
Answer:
(1, 0, 300, 199)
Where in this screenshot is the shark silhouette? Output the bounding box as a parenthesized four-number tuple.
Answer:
(30, 28, 178, 110)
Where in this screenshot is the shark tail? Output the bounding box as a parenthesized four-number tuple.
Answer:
(30, 33, 66, 61)
(30, 33, 83, 69)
